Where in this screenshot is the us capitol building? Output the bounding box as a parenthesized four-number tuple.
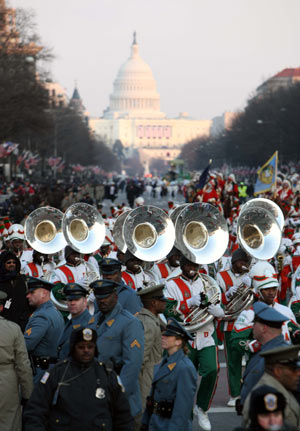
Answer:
(89, 33, 212, 165)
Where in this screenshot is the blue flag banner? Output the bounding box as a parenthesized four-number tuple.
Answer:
(254, 151, 278, 196)
(196, 159, 212, 190)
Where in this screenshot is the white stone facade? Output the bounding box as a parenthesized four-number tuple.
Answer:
(89, 34, 212, 164)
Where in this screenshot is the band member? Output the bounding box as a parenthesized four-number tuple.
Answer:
(8, 224, 33, 270)
(121, 250, 151, 291)
(165, 256, 224, 431)
(23, 250, 55, 278)
(151, 246, 182, 283)
(216, 248, 252, 406)
(141, 318, 197, 431)
(49, 246, 89, 318)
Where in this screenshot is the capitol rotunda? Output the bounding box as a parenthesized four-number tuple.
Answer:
(89, 34, 212, 165)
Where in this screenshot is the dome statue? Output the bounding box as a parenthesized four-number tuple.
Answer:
(103, 33, 165, 119)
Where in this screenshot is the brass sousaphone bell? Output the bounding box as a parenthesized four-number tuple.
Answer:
(237, 198, 282, 261)
(123, 205, 175, 262)
(62, 203, 105, 254)
(24, 206, 67, 254)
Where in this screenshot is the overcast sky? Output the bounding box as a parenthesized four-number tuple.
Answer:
(10, 0, 300, 120)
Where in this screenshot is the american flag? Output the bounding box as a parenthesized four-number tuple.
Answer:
(0, 142, 19, 158)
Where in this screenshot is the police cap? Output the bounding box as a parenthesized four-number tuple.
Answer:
(253, 302, 288, 328)
(260, 344, 300, 368)
(162, 317, 194, 342)
(69, 327, 98, 356)
(63, 283, 87, 300)
(91, 279, 119, 299)
(26, 276, 54, 292)
(100, 258, 121, 274)
(249, 385, 286, 420)
(137, 283, 167, 302)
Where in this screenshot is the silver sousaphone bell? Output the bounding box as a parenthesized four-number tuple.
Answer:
(237, 200, 282, 260)
(123, 205, 175, 262)
(62, 203, 105, 254)
(112, 209, 132, 253)
(24, 206, 67, 254)
(240, 198, 284, 231)
(175, 202, 229, 264)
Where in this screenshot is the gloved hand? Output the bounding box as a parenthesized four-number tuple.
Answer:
(208, 304, 224, 318)
(76, 278, 89, 289)
(186, 295, 201, 308)
(21, 398, 28, 407)
(240, 274, 252, 288)
(291, 330, 300, 345)
(235, 398, 243, 416)
(225, 285, 238, 300)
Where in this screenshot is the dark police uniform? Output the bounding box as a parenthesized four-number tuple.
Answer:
(142, 318, 198, 431)
(23, 328, 133, 431)
(99, 258, 142, 314)
(91, 279, 144, 417)
(24, 277, 64, 383)
(57, 283, 92, 360)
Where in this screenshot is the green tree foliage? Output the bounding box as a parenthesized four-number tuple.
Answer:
(180, 83, 300, 168)
(0, 6, 52, 142)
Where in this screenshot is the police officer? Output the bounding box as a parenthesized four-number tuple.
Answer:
(91, 279, 144, 418)
(99, 257, 142, 314)
(141, 317, 197, 431)
(239, 302, 289, 407)
(24, 277, 65, 383)
(57, 283, 93, 359)
(23, 328, 133, 431)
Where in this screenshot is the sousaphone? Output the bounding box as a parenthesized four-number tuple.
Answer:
(112, 209, 132, 253)
(123, 205, 175, 262)
(62, 203, 105, 254)
(24, 206, 67, 254)
(175, 203, 229, 331)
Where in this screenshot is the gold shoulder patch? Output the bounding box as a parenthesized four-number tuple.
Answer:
(131, 339, 141, 349)
(88, 317, 95, 324)
(168, 362, 176, 371)
(106, 319, 115, 327)
(25, 328, 32, 336)
(72, 324, 81, 329)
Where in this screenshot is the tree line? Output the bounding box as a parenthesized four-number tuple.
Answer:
(180, 82, 300, 170)
(0, 5, 120, 174)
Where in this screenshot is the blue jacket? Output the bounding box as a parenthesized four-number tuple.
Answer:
(117, 280, 142, 315)
(240, 334, 288, 403)
(58, 308, 92, 359)
(93, 302, 144, 417)
(24, 300, 65, 382)
(142, 349, 197, 431)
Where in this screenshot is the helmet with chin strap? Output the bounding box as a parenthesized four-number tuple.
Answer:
(8, 224, 25, 241)
(249, 261, 279, 296)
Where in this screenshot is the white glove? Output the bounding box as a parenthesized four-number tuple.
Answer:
(208, 304, 224, 318)
(76, 278, 89, 290)
(240, 274, 252, 288)
(186, 295, 201, 308)
(225, 285, 238, 300)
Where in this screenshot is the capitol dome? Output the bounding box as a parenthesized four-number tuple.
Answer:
(103, 33, 165, 119)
